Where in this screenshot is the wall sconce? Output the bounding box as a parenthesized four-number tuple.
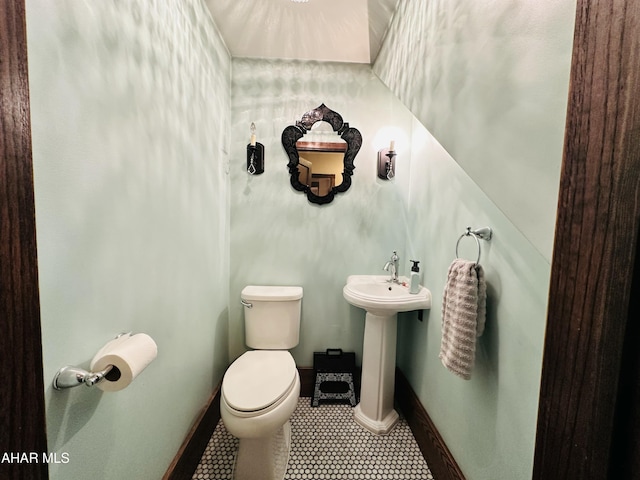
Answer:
(247, 122, 264, 175)
(377, 140, 396, 180)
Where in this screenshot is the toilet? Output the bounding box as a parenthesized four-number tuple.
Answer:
(220, 285, 303, 480)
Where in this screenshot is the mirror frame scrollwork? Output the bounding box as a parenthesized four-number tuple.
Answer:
(281, 104, 362, 205)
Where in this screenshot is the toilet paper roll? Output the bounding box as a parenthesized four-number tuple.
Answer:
(90, 333, 158, 392)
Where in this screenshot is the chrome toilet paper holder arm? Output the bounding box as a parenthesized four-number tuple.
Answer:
(52, 332, 129, 390)
(53, 364, 116, 390)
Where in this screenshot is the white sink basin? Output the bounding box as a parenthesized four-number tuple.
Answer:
(344, 274, 431, 434)
(343, 274, 431, 315)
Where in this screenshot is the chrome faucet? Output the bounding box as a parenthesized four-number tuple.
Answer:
(383, 250, 399, 283)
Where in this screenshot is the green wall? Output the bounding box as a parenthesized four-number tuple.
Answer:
(229, 58, 416, 364)
(374, 0, 576, 261)
(398, 120, 551, 479)
(26, 1, 231, 478)
(25, 0, 576, 478)
(373, 0, 576, 478)
(228, 54, 561, 479)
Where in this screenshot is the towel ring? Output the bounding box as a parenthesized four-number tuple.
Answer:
(455, 226, 492, 265)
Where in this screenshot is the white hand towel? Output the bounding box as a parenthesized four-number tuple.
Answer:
(439, 259, 487, 380)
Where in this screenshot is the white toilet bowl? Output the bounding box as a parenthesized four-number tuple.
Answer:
(220, 350, 300, 480)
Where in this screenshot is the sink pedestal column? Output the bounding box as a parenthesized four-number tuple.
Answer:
(354, 312, 399, 435)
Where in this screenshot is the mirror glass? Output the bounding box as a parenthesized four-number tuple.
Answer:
(282, 104, 362, 204)
(296, 122, 347, 197)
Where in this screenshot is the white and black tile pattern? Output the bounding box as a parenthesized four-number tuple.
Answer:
(192, 398, 434, 480)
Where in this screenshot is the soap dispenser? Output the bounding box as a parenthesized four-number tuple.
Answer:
(409, 260, 421, 294)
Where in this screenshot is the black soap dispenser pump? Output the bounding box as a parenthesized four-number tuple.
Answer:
(409, 260, 420, 294)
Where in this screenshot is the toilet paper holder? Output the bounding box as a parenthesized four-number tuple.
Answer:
(52, 332, 128, 390)
(53, 364, 119, 390)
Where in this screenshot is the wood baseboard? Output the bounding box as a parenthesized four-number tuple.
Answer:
(163, 367, 462, 480)
(163, 367, 314, 479)
(395, 368, 466, 480)
(298, 366, 315, 397)
(163, 385, 222, 480)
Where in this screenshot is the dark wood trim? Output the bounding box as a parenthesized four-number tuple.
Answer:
(7, 2, 640, 479)
(296, 141, 348, 153)
(0, 1, 49, 479)
(166, 368, 462, 480)
(163, 385, 222, 480)
(298, 367, 315, 397)
(610, 234, 640, 478)
(162, 367, 337, 479)
(533, 1, 640, 478)
(395, 369, 465, 480)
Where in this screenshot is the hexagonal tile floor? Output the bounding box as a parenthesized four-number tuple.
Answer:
(192, 397, 434, 480)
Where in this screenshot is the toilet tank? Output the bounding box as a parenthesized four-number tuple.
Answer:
(241, 286, 303, 350)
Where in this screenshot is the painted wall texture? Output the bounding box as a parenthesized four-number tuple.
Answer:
(373, 0, 576, 478)
(25, 0, 576, 478)
(229, 57, 556, 479)
(26, 1, 231, 479)
(229, 58, 416, 364)
(398, 120, 551, 479)
(374, 0, 576, 261)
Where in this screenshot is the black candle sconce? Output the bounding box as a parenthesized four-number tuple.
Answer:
(247, 122, 264, 175)
(377, 141, 396, 180)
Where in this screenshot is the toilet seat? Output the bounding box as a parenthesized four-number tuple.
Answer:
(222, 351, 298, 417)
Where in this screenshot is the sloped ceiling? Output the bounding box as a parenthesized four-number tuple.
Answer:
(204, 0, 399, 64)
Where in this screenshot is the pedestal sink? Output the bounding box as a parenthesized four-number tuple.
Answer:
(343, 275, 431, 434)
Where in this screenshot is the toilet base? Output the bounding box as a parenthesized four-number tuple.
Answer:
(232, 420, 291, 480)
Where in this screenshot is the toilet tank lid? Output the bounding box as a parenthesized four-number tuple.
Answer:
(241, 285, 303, 301)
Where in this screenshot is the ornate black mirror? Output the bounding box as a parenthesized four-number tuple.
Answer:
(282, 104, 362, 205)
